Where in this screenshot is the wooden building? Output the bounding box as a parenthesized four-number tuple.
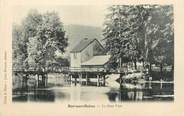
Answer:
(69, 38, 111, 86)
(70, 38, 110, 72)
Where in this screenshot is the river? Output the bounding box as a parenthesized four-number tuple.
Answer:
(13, 77, 174, 102)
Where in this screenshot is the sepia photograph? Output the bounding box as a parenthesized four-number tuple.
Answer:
(12, 5, 174, 103)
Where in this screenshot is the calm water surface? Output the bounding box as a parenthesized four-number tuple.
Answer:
(13, 82, 174, 102)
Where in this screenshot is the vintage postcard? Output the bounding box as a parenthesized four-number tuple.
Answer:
(0, 0, 184, 116)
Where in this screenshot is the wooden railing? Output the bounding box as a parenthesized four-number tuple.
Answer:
(12, 67, 107, 73)
(13, 65, 146, 73)
(69, 67, 105, 72)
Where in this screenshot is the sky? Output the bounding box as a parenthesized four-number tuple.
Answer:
(12, 5, 108, 27)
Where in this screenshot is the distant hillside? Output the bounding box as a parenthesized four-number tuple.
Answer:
(64, 24, 104, 55)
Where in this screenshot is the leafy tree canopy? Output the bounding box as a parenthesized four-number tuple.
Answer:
(13, 10, 68, 71)
(103, 5, 174, 69)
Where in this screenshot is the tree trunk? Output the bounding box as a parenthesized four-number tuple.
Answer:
(160, 64, 163, 80)
(119, 57, 122, 68)
(134, 60, 137, 70)
(126, 63, 128, 73)
(25, 74, 28, 89)
(149, 63, 152, 74)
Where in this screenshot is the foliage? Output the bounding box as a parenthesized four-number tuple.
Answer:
(13, 10, 68, 71)
(103, 5, 174, 71)
(12, 25, 28, 70)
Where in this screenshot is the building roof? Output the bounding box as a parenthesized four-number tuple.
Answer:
(70, 38, 100, 53)
(81, 55, 111, 66)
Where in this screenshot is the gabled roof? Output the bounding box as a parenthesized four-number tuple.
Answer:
(70, 38, 102, 53)
(81, 55, 111, 66)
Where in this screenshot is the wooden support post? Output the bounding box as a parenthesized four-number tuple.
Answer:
(78, 73, 80, 85)
(25, 74, 28, 89)
(22, 74, 27, 89)
(103, 75, 106, 86)
(36, 74, 39, 88)
(148, 81, 152, 89)
(97, 75, 99, 87)
(74, 75, 77, 86)
(99, 75, 101, 86)
(160, 80, 163, 89)
(79, 73, 82, 86)
(55, 75, 57, 86)
(85, 73, 88, 86)
(45, 74, 48, 87)
(35, 74, 38, 88)
(70, 74, 72, 86)
(22, 76, 24, 89)
(37, 75, 40, 88)
(43, 74, 47, 88)
(134, 89, 136, 100)
(44, 76, 46, 87)
(41, 75, 44, 88)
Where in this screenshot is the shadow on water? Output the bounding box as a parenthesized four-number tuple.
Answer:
(12, 72, 174, 102)
(106, 82, 174, 102)
(13, 89, 55, 102)
(13, 82, 174, 102)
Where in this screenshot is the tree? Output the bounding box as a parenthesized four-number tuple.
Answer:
(103, 6, 131, 70)
(103, 5, 150, 70)
(13, 10, 68, 72)
(151, 6, 174, 78)
(27, 12, 68, 71)
(13, 10, 43, 70)
(103, 5, 174, 75)
(12, 24, 27, 70)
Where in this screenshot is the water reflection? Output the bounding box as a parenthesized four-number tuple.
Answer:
(13, 81, 174, 102)
(13, 89, 55, 102)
